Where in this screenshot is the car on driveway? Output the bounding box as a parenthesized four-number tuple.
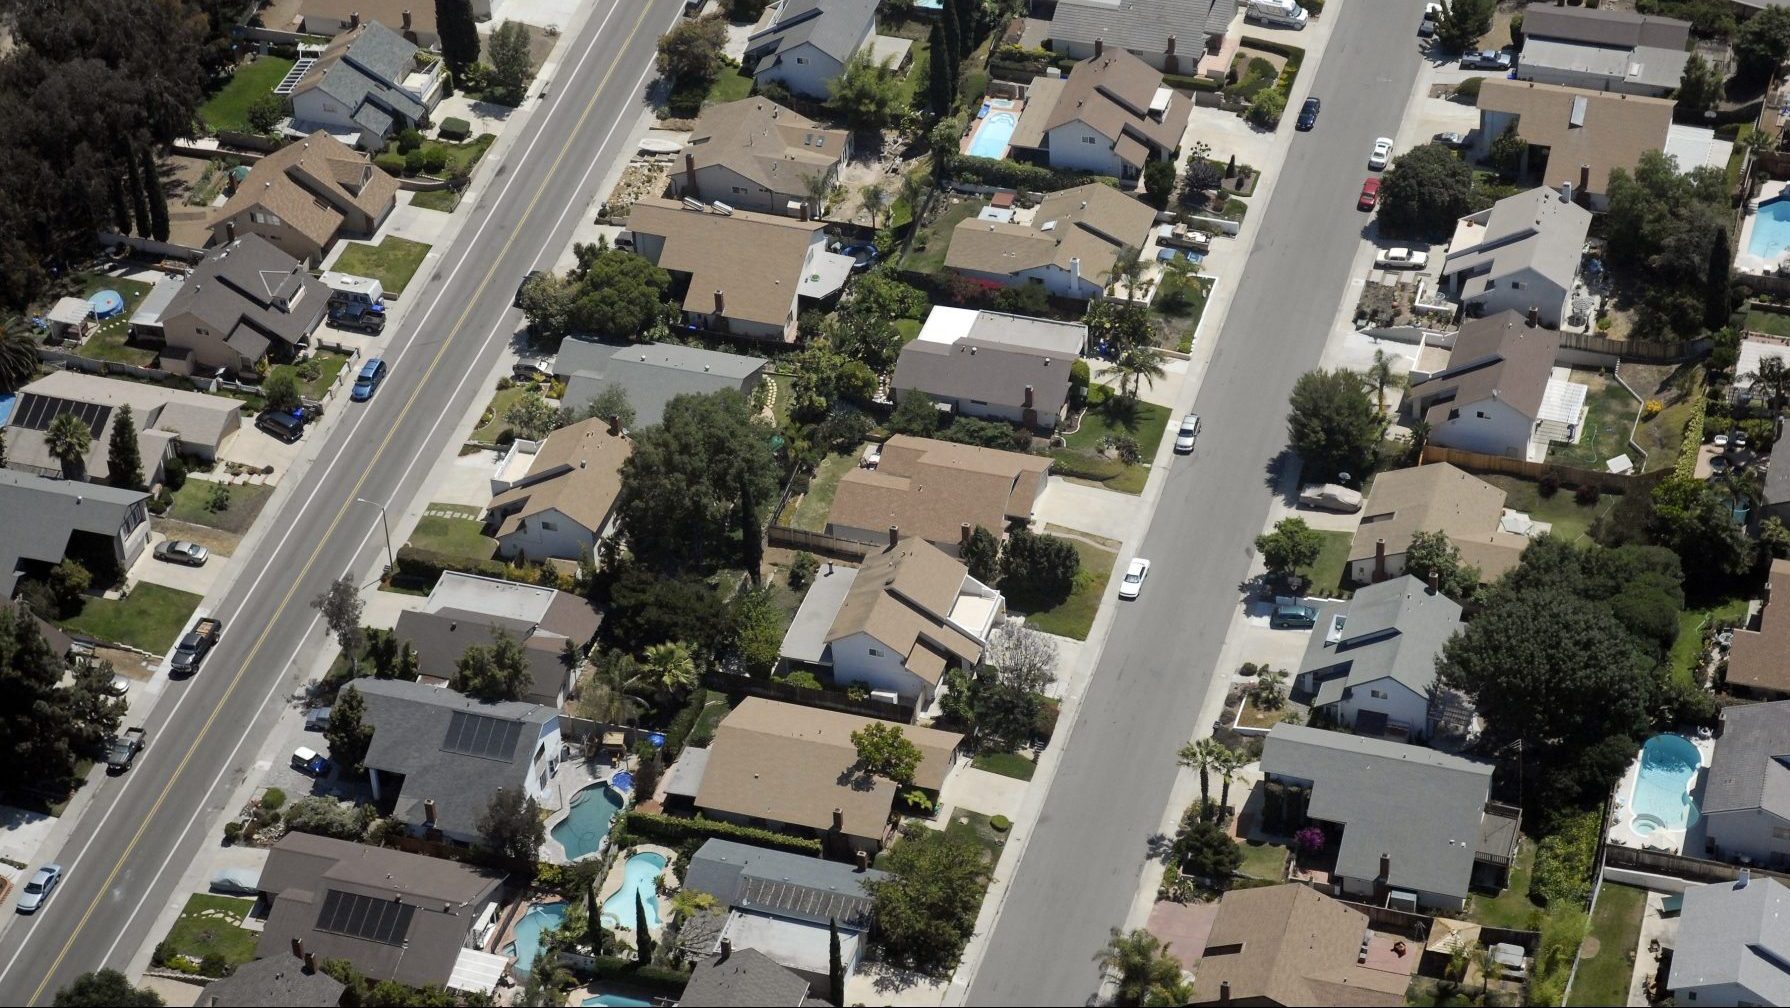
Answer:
(16, 865, 62, 914)
(351, 358, 388, 402)
(1434, 131, 1467, 148)
(1173, 413, 1202, 454)
(153, 540, 210, 567)
(1299, 483, 1364, 513)
(1460, 50, 1513, 71)
(1118, 558, 1151, 600)
(255, 407, 307, 443)
(1296, 97, 1321, 131)
(1270, 603, 1318, 629)
(1368, 137, 1394, 170)
(293, 746, 331, 776)
(1375, 248, 1429, 270)
(1357, 178, 1380, 211)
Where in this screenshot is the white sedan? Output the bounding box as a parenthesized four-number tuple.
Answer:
(1118, 558, 1151, 600)
(1375, 247, 1430, 270)
(1368, 137, 1394, 171)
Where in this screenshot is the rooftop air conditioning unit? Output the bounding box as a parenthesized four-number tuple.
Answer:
(711, 201, 735, 215)
(681, 197, 705, 211)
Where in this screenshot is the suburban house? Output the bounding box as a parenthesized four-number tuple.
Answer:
(667, 98, 849, 218)
(0, 471, 149, 599)
(825, 435, 1051, 555)
(744, 0, 878, 100)
(1008, 49, 1188, 180)
(676, 697, 964, 857)
(1047, 0, 1238, 75)
(1767, 453, 1790, 531)
(3, 371, 240, 487)
(626, 197, 853, 342)
(1670, 875, 1790, 1007)
(295, 1, 442, 47)
(288, 21, 444, 149)
(1348, 463, 1537, 586)
(486, 416, 632, 562)
(891, 306, 1083, 432)
(1724, 559, 1790, 701)
(394, 571, 599, 709)
(1515, 5, 1690, 98)
(679, 947, 815, 1007)
(1438, 186, 1592, 328)
(946, 183, 1157, 300)
(779, 535, 1003, 713)
(158, 235, 329, 375)
(254, 832, 508, 994)
(1260, 725, 1520, 913)
(1699, 700, 1790, 869)
(348, 678, 562, 846)
(1404, 311, 1564, 460)
(207, 130, 399, 266)
(680, 838, 888, 990)
(1292, 575, 1465, 742)
(1472, 80, 1679, 210)
(199, 950, 347, 1007)
(1187, 884, 1408, 1007)
(1733, 335, 1790, 408)
(555, 340, 767, 428)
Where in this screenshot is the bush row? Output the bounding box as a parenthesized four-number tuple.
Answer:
(392, 544, 508, 590)
(584, 955, 693, 994)
(618, 810, 823, 856)
(949, 156, 1116, 194)
(1676, 394, 1707, 478)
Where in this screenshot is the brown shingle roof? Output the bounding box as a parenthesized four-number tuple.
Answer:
(684, 98, 847, 194)
(1728, 559, 1790, 697)
(1040, 51, 1188, 165)
(629, 197, 824, 329)
(209, 130, 398, 250)
(824, 537, 984, 680)
(826, 435, 1050, 547)
(1189, 885, 1406, 1007)
(946, 184, 1156, 285)
(489, 417, 631, 538)
(1349, 463, 1528, 580)
(1408, 311, 1561, 425)
(1476, 79, 1673, 194)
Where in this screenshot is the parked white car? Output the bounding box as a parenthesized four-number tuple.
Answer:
(1173, 413, 1202, 454)
(1375, 248, 1430, 270)
(1368, 137, 1394, 171)
(1299, 484, 1364, 513)
(1118, 558, 1151, 600)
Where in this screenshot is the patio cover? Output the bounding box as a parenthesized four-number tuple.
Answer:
(446, 947, 508, 995)
(1535, 378, 1588, 428)
(48, 297, 91, 326)
(129, 277, 182, 332)
(798, 249, 855, 300)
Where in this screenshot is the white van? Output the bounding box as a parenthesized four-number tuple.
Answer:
(319, 271, 385, 308)
(1246, 0, 1309, 29)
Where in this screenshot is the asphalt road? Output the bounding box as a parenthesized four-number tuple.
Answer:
(0, 1, 683, 1001)
(963, 3, 1428, 1003)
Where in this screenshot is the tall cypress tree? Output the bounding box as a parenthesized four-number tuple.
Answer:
(940, 0, 963, 84)
(928, 22, 955, 115)
(827, 918, 845, 1007)
(436, 0, 481, 77)
(1706, 226, 1733, 331)
(634, 892, 654, 965)
(108, 175, 132, 235)
(950, 0, 979, 51)
(738, 470, 761, 586)
(587, 883, 602, 955)
(126, 151, 151, 240)
(106, 404, 144, 491)
(141, 148, 169, 242)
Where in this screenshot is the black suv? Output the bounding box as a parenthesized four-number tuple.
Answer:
(1296, 97, 1321, 131)
(256, 407, 307, 443)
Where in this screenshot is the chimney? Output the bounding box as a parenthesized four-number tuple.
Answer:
(291, 937, 304, 959)
(1738, 868, 1751, 889)
(1094, 38, 1103, 57)
(1219, 981, 1231, 1004)
(225, 219, 237, 242)
(960, 523, 972, 547)
(1427, 570, 1439, 595)
(799, 201, 810, 222)
(304, 952, 317, 973)
(1527, 305, 1541, 326)
(424, 798, 437, 824)
(1070, 257, 1081, 286)
(1578, 163, 1591, 200)
(1380, 852, 1392, 879)
(854, 850, 869, 871)
(1165, 36, 1176, 54)
(714, 289, 725, 316)
(608, 414, 622, 436)
(719, 938, 733, 961)
(683, 152, 700, 199)
(350, 11, 360, 28)
(1023, 385, 1034, 409)
(887, 526, 899, 549)
(1374, 538, 1387, 582)
(402, 8, 412, 29)
(1558, 181, 1572, 203)
(833, 807, 846, 831)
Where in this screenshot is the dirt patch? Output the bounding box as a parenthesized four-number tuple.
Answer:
(1579, 935, 1602, 959)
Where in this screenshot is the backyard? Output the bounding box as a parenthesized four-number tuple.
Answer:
(788, 451, 859, 532)
(1480, 475, 1617, 545)
(1742, 305, 1790, 337)
(1669, 596, 1748, 686)
(60, 583, 203, 654)
(159, 894, 260, 973)
(899, 195, 985, 275)
(1565, 884, 1648, 1007)
(53, 275, 157, 367)
(1016, 531, 1116, 640)
(330, 236, 432, 296)
(198, 56, 294, 134)
(165, 479, 275, 535)
(1545, 370, 1639, 471)
(407, 503, 497, 564)
(1466, 837, 1539, 929)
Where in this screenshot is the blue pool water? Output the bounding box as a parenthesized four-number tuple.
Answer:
(0, 392, 15, 427)
(551, 784, 623, 860)
(583, 996, 652, 1008)
(505, 902, 566, 976)
(609, 770, 635, 796)
(1749, 196, 1790, 260)
(1630, 734, 1701, 835)
(968, 111, 1018, 159)
(601, 851, 668, 929)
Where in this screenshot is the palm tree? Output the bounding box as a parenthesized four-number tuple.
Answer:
(1094, 928, 1183, 1007)
(1144, 975, 1198, 1007)
(800, 171, 833, 218)
(1212, 745, 1245, 824)
(1406, 419, 1432, 461)
(859, 182, 888, 229)
(1746, 354, 1790, 412)
(1368, 348, 1394, 413)
(1105, 245, 1145, 302)
(1114, 345, 1168, 401)
(0, 316, 38, 392)
(642, 641, 698, 697)
(575, 654, 647, 726)
(1177, 738, 1230, 822)
(46, 411, 92, 480)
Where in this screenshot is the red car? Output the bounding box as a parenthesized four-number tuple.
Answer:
(1357, 178, 1380, 211)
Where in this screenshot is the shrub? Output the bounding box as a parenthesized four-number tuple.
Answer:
(788, 551, 819, 589)
(260, 787, 286, 811)
(1456, 77, 1485, 99)
(1530, 810, 1601, 908)
(1575, 484, 1601, 506)
(152, 941, 175, 967)
(1247, 89, 1286, 128)
(989, 815, 1012, 832)
(199, 954, 229, 978)
(951, 156, 1111, 193)
(438, 117, 472, 142)
(222, 821, 242, 844)
(618, 810, 823, 855)
(1676, 394, 1707, 478)
(403, 148, 427, 174)
(1538, 472, 1560, 498)
(396, 127, 424, 152)
(421, 146, 448, 173)
(374, 152, 406, 175)
(1643, 399, 1664, 418)
(163, 454, 188, 491)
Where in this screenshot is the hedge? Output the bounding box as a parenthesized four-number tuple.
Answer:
(1676, 395, 1707, 478)
(618, 810, 824, 856)
(1163, 72, 1223, 92)
(438, 117, 472, 142)
(1239, 36, 1306, 61)
(587, 956, 693, 994)
(392, 544, 509, 590)
(950, 156, 1116, 194)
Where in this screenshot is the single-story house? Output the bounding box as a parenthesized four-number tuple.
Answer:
(349, 678, 562, 846)
(744, 0, 878, 100)
(679, 946, 815, 1007)
(1439, 186, 1591, 329)
(1670, 874, 1790, 1008)
(826, 435, 1051, 555)
(1293, 575, 1464, 742)
(1348, 463, 1536, 586)
(668, 98, 849, 219)
(946, 183, 1157, 300)
(626, 197, 853, 342)
(1724, 559, 1790, 701)
(3, 371, 240, 487)
(208, 130, 399, 266)
(486, 416, 632, 562)
(289, 21, 444, 149)
(159, 235, 329, 375)
(1699, 699, 1790, 869)
(686, 697, 964, 857)
(891, 306, 1083, 432)
(1472, 79, 1677, 210)
(1515, 5, 1690, 98)
(254, 832, 507, 994)
(1008, 49, 1188, 181)
(555, 340, 767, 429)
(295, 0, 444, 48)
(0, 470, 150, 599)
(780, 535, 1003, 713)
(1404, 311, 1562, 459)
(1047, 0, 1237, 75)
(1188, 884, 1408, 1006)
(395, 571, 599, 709)
(197, 949, 348, 1007)
(1260, 724, 1519, 913)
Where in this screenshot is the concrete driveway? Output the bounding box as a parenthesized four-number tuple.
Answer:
(130, 535, 224, 596)
(1033, 478, 1136, 546)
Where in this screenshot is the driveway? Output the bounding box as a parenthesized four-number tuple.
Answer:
(130, 535, 224, 596)
(1033, 478, 1136, 546)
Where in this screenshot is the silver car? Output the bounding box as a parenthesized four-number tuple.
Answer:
(16, 864, 62, 914)
(1174, 414, 1202, 454)
(153, 540, 210, 567)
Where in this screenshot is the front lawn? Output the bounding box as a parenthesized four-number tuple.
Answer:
(790, 451, 859, 532)
(1237, 839, 1288, 882)
(943, 809, 1010, 866)
(667, 66, 756, 117)
(407, 503, 497, 563)
(472, 385, 531, 443)
(161, 894, 260, 972)
(267, 349, 352, 403)
(971, 751, 1036, 781)
(1480, 475, 1616, 545)
(61, 583, 203, 654)
(404, 134, 496, 212)
(1151, 272, 1212, 354)
(165, 480, 274, 535)
(1298, 530, 1352, 597)
(1016, 535, 1116, 640)
(199, 57, 295, 134)
(330, 236, 432, 296)
(900, 195, 984, 275)
(1467, 836, 1540, 929)
(1057, 387, 1171, 495)
(1670, 596, 1748, 686)
(1565, 884, 1648, 1007)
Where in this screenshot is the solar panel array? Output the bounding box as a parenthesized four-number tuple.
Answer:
(10, 394, 110, 437)
(315, 889, 416, 946)
(738, 875, 876, 929)
(441, 709, 524, 761)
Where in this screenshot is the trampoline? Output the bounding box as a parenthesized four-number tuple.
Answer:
(89, 289, 124, 319)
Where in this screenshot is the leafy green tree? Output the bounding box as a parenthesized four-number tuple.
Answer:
(66, 659, 124, 753)
(0, 607, 84, 798)
(1174, 812, 1243, 885)
(1378, 143, 1474, 238)
(1403, 529, 1481, 599)
(245, 92, 286, 134)
(141, 147, 168, 242)
(850, 270, 928, 321)
(577, 383, 637, 430)
(1254, 517, 1322, 579)
(566, 242, 673, 341)
(575, 650, 646, 726)
(1735, 5, 1790, 82)
(46, 411, 92, 480)
(1603, 151, 1731, 339)
(310, 575, 365, 669)
(641, 641, 697, 697)
(888, 389, 941, 436)
(866, 826, 986, 973)
(262, 370, 301, 413)
(326, 683, 375, 773)
(999, 529, 1080, 607)
(992, 282, 1050, 316)
(488, 21, 533, 96)
(726, 586, 783, 678)
(828, 52, 906, 131)
(436, 0, 481, 77)
(1142, 160, 1176, 209)
(1648, 475, 1755, 590)
(1245, 88, 1284, 128)
(1113, 345, 1167, 401)
(1435, 0, 1495, 53)
(850, 721, 922, 784)
(656, 11, 727, 82)
(105, 403, 144, 490)
(961, 525, 1000, 584)
(927, 21, 955, 113)
(1676, 52, 1724, 118)
(517, 271, 578, 344)
(634, 891, 655, 964)
(1084, 301, 1152, 354)
(1487, 123, 1527, 179)
(504, 391, 561, 441)
(1761, 515, 1790, 559)
(1094, 929, 1183, 1008)
(602, 567, 727, 656)
(476, 786, 544, 862)
(1286, 369, 1379, 482)
(828, 918, 846, 1007)
(53, 970, 164, 1007)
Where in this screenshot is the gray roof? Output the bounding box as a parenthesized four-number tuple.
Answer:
(393, 608, 577, 707)
(1521, 5, 1691, 51)
(1518, 36, 1688, 91)
(1261, 724, 1496, 902)
(318, 21, 425, 129)
(1443, 187, 1590, 298)
(1299, 576, 1462, 709)
(0, 470, 147, 598)
(779, 563, 858, 665)
(164, 235, 329, 351)
(685, 839, 887, 930)
(891, 309, 1082, 423)
(679, 947, 812, 1007)
(199, 955, 347, 1008)
(557, 340, 766, 428)
(350, 678, 557, 838)
(128, 276, 182, 329)
(1702, 701, 1790, 818)
(1671, 876, 1790, 1006)
(1050, 0, 1236, 56)
(1767, 456, 1790, 507)
(746, 0, 877, 66)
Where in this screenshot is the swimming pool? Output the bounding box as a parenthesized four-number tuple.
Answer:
(0, 392, 15, 427)
(583, 996, 652, 1008)
(1630, 733, 1701, 835)
(551, 784, 623, 860)
(1749, 195, 1790, 261)
(968, 111, 1018, 159)
(505, 902, 566, 977)
(601, 851, 668, 929)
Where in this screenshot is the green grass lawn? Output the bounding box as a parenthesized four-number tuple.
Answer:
(163, 894, 260, 970)
(894, 318, 923, 343)
(198, 57, 294, 133)
(61, 583, 203, 654)
(971, 751, 1036, 781)
(900, 195, 984, 275)
(407, 504, 496, 562)
(708, 67, 754, 106)
(1298, 530, 1353, 596)
(1566, 883, 1648, 1007)
(61, 275, 157, 366)
(1059, 387, 1171, 495)
(943, 809, 1009, 867)
(266, 349, 352, 403)
(688, 690, 733, 746)
(1547, 373, 1639, 470)
(1018, 536, 1116, 640)
(407, 134, 497, 212)
(1237, 839, 1288, 881)
(472, 385, 531, 443)
(1467, 836, 1540, 929)
(765, 373, 794, 428)
(1745, 307, 1790, 337)
(166, 480, 274, 535)
(1481, 475, 1616, 545)
(1669, 596, 1748, 686)
(1152, 273, 1212, 353)
(330, 237, 432, 296)
(790, 451, 859, 531)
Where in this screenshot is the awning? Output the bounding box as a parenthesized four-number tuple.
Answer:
(447, 947, 509, 995)
(130, 278, 182, 331)
(798, 250, 855, 301)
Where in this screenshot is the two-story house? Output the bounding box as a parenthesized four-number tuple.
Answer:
(1439, 186, 1591, 328)
(668, 98, 849, 218)
(394, 571, 599, 710)
(486, 416, 632, 562)
(825, 436, 1051, 556)
(745, 0, 878, 100)
(1515, 5, 1690, 98)
(1404, 311, 1562, 460)
(946, 183, 1157, 300)
(1293, 575, 1464, 741)
(0, 471, 149, 599)
(158, 235, 329, 375)
(1008, 48, 1188, 181)
(1700, 700, 1790, 869)
(289, 20, 444, 149)
(1047, 0, 1237, 75)
(207, 131, 398, 266)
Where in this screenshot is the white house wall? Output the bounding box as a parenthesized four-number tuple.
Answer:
(1426, 396, 1535, 458)
(754, 43, 846, 99)
(1328, 677, 1431, 737)
(1045, 122, 1127, 177)
(496, 506, 599, 562)
(828, 631, 937, 707)
(1701, 807, 1790, 869)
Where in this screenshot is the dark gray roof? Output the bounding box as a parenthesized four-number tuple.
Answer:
(393, 608, 575, 707)
(1703, 701, 1790, 818)
(1521, 5, 1691, 50)
(164, 235, 328, 351)
(0, 470, 147, 598)
(1050, 0, 1236, 56)
(746, 0, 877, 66)
(200, 955, 347, 1008)
(350, 678, 557, 837)
(557, 340, 766, 428)
(1671, 876, 1790, 1005)
(685, 838, 887, 930)
(1767, 456, 1790, 507)
(1298, 576, 1461, 709)
(1261, 725, 1496, 902)
(319, 21, 426, 128)
(679, 948, 812, 1007)
(891, 311, 1080, 423)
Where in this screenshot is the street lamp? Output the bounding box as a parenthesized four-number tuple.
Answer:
(355, 497, 394, 574)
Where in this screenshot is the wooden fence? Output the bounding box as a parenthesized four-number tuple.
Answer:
(1556, 331, 1709, 365)
(1602, 844, 1790, 886)
(767, 525, 874, 561)
(701, 671, 915, 723)
(1417, 446, 1670, 494)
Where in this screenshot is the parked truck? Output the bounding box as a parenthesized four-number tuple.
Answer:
(1246, 0, 1309, 29)
(107, 728, 146, 772)
(170, 617, 222, 675)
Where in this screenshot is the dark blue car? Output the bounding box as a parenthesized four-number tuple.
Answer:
(1296, 97, 1321, 131)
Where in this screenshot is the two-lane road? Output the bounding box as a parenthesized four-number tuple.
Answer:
(965, 3, 1429, 1002)
(0, 0, 685, 1000)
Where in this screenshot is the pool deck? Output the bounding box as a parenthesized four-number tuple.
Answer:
(1737, 179, 1790, 276)
(598, 843, 677, 943)
(960, 96, 1025, 160)
(542, 757, 628, 864)
(1606, 733, 1714, 855)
